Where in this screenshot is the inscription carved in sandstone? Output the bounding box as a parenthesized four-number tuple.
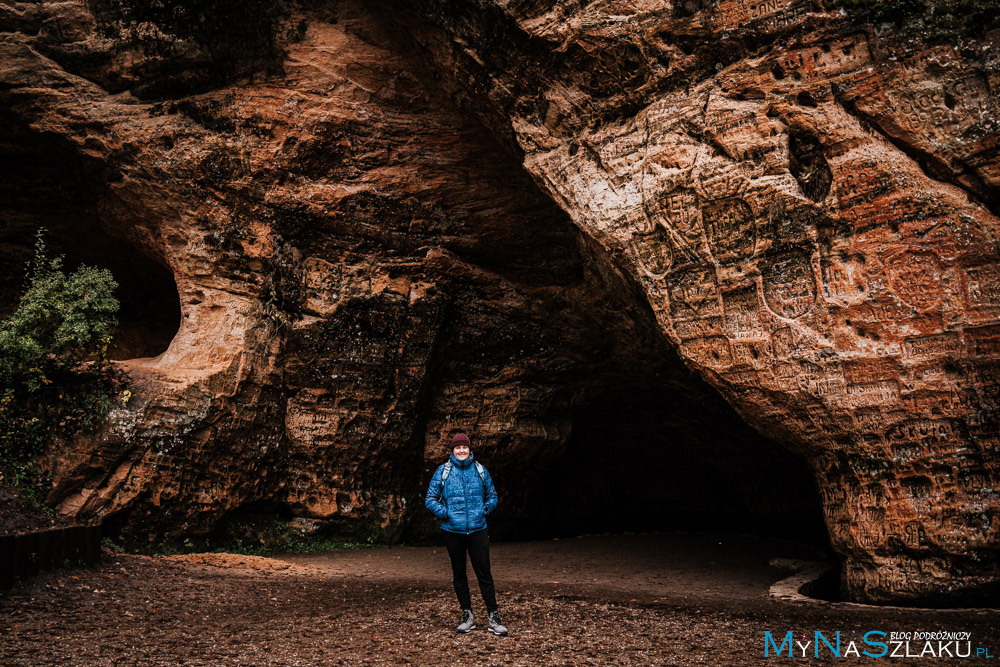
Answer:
(669, 268, 723, 320)
(762, 251, 816, 319)
(724, 288, 767, 339)
(962, 262, 1000, 319)
(702, 197, 756, 264)
(631, 225, 673, 277)
(964, 324, 1000, 358)
(683, 335, 733, 369)
(835, 158, 897, 209)
(647, 188, 707, 268)
(902, 333, 963, 359)
(821, 254, 866, 303)
(886, 250, 944, 311)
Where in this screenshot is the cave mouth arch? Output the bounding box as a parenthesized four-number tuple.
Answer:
(0, 126, 181, 361)
(490, 375, 834, 558)
(0, 221, 182, 361)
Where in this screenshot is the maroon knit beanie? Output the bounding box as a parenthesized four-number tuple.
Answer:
(450, 433, 471, 449)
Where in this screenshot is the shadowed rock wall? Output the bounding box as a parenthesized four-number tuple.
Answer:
(392, 0, 1000, 603)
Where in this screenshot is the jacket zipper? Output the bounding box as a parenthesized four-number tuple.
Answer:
(463, 465, 470, 534)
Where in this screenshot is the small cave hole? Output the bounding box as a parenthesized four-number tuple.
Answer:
(0, 123, 181, 362)
(788, 130, 833, 202)
(770, 63, 785, 80)
(796, 91, 818, 107)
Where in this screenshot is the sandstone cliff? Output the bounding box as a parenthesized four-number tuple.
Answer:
(1, 0, 997, 604)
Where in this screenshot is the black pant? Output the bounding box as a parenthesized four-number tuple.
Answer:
(441, 529, 498, 613)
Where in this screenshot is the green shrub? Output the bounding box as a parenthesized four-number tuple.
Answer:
(0, 231, 122, 494)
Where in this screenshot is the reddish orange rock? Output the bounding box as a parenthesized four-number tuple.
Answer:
(1, 0, 998, 605)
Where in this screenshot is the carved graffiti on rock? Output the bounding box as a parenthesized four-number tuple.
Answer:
(852, 408, 884, 432)
(903, 388, 978, 416)
(902, 333, 963, 359)
(843, 358, 898, 385)
(835, 158, 896, 209)
(644, 188, 707, 267)
(962, 262, 1000, 319)
(702, 198, 756, 264)
(673, 316, 725, 340)
(724, 288, 767, 340)
(845, 380, 901, 408)
(964, 324, 1000, 358)
(683, 335, 733, 370)
(887, 250, 944, 311)
(731, 339, 772, 369)
(669, 268, 723, 320)
(821, 255, 867, 303)
(776, 36, 873, 83)
(797, 363, 846, 398)
(762, 251, 816, 319)
(887, 419, 959, 455)
(631, 225, 673, 277)
(771, 326, 803, 357)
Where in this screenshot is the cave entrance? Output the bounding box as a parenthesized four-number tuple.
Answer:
(0, 222, 181, 361)
(493, 374, 832, 557)
(0, 123, 181, 361)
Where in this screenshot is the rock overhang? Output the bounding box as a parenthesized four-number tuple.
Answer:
(1, 0, 997, 605)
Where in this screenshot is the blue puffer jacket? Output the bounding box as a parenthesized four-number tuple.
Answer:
(425, 452, 498, 534)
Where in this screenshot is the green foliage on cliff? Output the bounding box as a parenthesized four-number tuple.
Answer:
(87, 0, 292, 81)
(0, 231, 121, 496)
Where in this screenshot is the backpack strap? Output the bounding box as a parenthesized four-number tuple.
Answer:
(474, 462, 486, 485)
(440, 460, 452, 494)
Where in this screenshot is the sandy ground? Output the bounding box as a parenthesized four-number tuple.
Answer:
(2, 533, 998, 666)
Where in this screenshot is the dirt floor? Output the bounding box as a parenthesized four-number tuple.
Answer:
(2, 533, 998, 666)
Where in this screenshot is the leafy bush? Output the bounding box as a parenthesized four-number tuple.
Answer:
(87, 0, 292, 81)
(0, 231, 122, 492)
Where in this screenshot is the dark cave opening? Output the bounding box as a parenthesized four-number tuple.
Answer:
(0, 222, 182, 362)
(0, 124, 181, 360)
(48, 224, 181, 361)
(490, 379, 833, 558)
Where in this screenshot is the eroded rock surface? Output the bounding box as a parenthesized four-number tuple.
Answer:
(1, 1, 820, 552)
(1, 0, 998, 604)
(395, 0, 1000, 603)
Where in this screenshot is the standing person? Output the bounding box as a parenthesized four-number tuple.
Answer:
(425, 432, 508, 636)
